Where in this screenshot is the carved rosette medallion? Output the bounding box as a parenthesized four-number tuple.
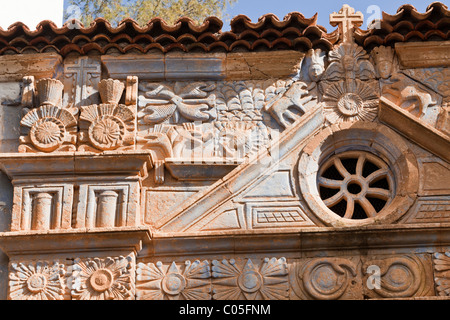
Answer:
(79, 104, 135, 151)
(322, 80, 379, 123)
(71, 256, 134, 300)
(8, 261, 66, 300)
(20, 105, 78, 152)
(136, 260, 211, 300)
(79, 78, 135, 152)
(433, 252, 450, 296)
(212, 258, 288, 300)
(19, 78, 78, 153)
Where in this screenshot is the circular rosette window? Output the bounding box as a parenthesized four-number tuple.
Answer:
(298, 123, 419, 227)
(318, 151, 394, 220)
(88, 115, 126, 151)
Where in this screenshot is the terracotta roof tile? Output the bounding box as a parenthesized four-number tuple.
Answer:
(355, 1, 450, 50)
(0, 3, 448, 56)
(0, 11, 336, 56)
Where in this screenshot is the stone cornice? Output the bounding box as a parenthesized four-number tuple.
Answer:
(0, 227, 151, 257)
(395, 41, 450, 69)
(145, 223, 450, 257)
(0, 52, 62, 81)
(0, 151, 153, 181)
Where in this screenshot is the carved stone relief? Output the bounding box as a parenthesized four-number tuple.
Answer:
(19, 78, 78, 153)
(290, 257, 361, 300)
(362, 254, 434, 299)
(63, 56, 101, 108)
(8, 260, 66, 300)
(212, 258, 289, 300)
(136, 260, 211, 300)
(79, 78, 136, 152)
(71, 256, 135, 300)
(433, 252, 450, 297)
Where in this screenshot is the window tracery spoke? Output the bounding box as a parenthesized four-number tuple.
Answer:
(333, 158, 350, 179)
(317, 151, 394, 220)
(343, 196, 355, 219)
(355, 154, 366, 177)
(366, 188, 391, 200)
(318, 177, 343, 188)
(323, 191, 345, 207)
(358, 197, 377, 218)
(365, 169, 389, 184)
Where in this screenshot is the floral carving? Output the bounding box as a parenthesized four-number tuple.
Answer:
(8, 261, 66, 300)
(214, 121, 269, 159)
(212, 258, 288, 300)
(136, 260, 211, 300)
(433, 252, 450, 296)
(20, 104, 78, 152)
(71, 256, 134, 300)
(79, 104, 135, 151)
(322, 79, 379, 123)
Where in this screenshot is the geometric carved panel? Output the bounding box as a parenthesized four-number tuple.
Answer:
(419, 159, 450, 196)
(403, 197, 450, 224)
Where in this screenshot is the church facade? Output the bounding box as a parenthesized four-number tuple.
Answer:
(0, 3, 449, 300)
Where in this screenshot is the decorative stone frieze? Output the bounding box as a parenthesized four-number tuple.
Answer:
(136, 260, 211, 300)
(71, 256, 135, 300)
(290, 257, 361, 300)
(8, 260, 66, 300)
(0, 3, 449, 301)
(19, 78, 78, 153)
(79, 78, 136, 152)
(212, 258, 289, 300)
(433, 252, 450, 296)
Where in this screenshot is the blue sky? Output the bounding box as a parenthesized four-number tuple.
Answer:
(0, 0, 445, 30)
(224, 0, 442, 30)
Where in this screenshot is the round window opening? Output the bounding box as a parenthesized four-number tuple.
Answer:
(317, 151, 395, 220)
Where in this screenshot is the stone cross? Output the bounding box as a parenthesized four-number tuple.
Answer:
(330, 4, 364, 43)
(64, 56, 101, 107)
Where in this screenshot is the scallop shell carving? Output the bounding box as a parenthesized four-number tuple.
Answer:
(21, 105, 77, 128)
(36, 78, 64, 107)
(98, 79, 125, 104)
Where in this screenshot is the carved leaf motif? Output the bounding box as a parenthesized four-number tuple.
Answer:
(9, 261, 66, 300)
(433, 252, 450, 296)
(212, 258, 288, 300)
(71, 256, 134, 300)
(136, 260, 211, 300)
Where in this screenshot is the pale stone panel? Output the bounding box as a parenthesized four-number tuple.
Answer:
(0, 82, 22, 153)
(395, 41, 450, 69)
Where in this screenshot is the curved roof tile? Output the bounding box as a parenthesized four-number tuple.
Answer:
(0, 3, 448, 56)
(355, 1, 449, 50)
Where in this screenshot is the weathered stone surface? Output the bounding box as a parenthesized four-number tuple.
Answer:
(0, 53, 62, 81)
(395, 41, 450, 69)
(226, 51, 304, 80)
(0, 4, 450, 300)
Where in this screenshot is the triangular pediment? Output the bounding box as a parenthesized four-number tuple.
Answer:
(156, 106, 324, 233)
(379, 96, 450, 162)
